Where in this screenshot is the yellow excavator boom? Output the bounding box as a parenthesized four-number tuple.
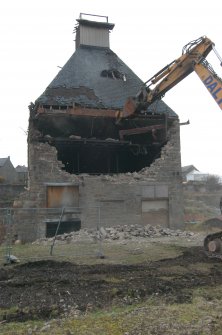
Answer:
(194, 60, 222, 110)
(122, 36, 222, 118)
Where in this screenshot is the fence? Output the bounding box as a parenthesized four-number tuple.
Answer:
(0, 203, 164, 265)
(0, 206, 104, 264)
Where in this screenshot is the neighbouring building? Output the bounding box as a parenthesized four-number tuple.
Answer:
(0, 158, 27, 212)
(0, 157, 28, 185)
(182, 165, 209, 182)
(14, 14, 184, 242)
(0, 157, 17, 184)
(15, 165, 28, 184)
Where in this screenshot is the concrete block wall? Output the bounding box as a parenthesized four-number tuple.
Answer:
(142, 121, 184, 229)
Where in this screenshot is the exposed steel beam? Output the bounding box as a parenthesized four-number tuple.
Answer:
(119, 124, 165, 140)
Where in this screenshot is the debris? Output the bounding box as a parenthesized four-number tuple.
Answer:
(4, 254, 20, 265)
(32, 225, 197, 245)
(69, 135, 82, 139)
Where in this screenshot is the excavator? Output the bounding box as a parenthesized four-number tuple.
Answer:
(121, 36, 222, 258)
(121, 36, 222, 118)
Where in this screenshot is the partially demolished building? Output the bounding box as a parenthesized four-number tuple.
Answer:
(16, 14, 183, 242)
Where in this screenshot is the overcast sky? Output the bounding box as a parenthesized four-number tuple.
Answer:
(1, 0, 222, 176)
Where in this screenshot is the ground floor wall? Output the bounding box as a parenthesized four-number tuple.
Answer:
(13, 120, 184, 242)
(14, 177, 183, 242)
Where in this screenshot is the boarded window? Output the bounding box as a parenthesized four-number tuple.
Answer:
(142, 200, 168, 212)
(46, 184, 79, 208)
(141, 199, 169, 227)
(142, 185, 168, 198)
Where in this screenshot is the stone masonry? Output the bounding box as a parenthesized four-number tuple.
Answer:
(14, 120, 183, 242)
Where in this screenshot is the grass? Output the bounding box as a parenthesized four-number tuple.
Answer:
(2, 294, 222, 335)
(2, 234, 222, 334)
(0, 238, 186, 265)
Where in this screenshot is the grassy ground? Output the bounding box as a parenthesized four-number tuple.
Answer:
(2, 289, 222, 335)
(1, 234, 222, 335)
(0, 237, 190, 265)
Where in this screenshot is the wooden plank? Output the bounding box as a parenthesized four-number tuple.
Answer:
(37, 106, 120, 118)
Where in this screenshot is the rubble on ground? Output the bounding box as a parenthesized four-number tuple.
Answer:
(32, 224, 196, 245)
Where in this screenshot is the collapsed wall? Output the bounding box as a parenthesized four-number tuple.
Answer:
(14, 119, 183, 242)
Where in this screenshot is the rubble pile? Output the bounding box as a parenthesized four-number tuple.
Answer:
(32, 224, 195, 245)
(98, 224, 194, 240)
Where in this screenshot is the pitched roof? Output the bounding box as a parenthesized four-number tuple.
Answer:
(15, 165, 28, 173)
(182, 165, 199, 175)
(0, 157, 9, 167)
(36, 45, 176, 117)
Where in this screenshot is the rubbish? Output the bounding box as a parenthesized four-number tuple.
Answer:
(4, 254, 20, 265)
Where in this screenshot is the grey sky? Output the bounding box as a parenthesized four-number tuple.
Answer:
(0, 0, 222, 175)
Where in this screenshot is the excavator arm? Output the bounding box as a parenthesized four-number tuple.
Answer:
(121, 36, 222, 260)
(194, 59, 222, 109)
(122, 36, 219, 118)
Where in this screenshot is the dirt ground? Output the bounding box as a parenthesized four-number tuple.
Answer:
(1, 244, 222, 324)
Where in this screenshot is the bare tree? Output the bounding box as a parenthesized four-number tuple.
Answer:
(205, 174, 222, 191)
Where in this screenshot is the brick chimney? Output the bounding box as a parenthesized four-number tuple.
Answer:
(75, 13, 114, 49)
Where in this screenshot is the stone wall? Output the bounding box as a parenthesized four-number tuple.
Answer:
(14, 121, 184, 242)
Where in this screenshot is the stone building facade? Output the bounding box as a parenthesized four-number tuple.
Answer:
(14, 14, 183, 242)
(0, 157, 17, 184)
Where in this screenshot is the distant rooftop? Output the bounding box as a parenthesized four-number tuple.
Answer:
(16, 165, 28, 173)
(0, 157, 10, 167)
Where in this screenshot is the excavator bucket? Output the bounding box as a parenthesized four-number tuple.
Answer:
(203, 216, 222, 258)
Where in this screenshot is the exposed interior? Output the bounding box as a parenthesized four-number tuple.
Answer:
(30, 112, 174, 174)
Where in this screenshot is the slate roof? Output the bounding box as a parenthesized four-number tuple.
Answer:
(182, 165, 199, 175)
(36, 45, 176, 117)
(15, 165, 28, 173)
(0, 157, 8, 167)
